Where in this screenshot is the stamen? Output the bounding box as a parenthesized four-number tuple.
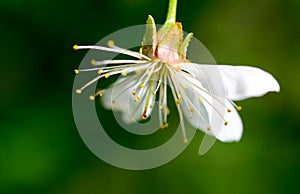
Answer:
(76, 89, 82, 94)
(237, 106, 242, 111)
(224, 121, 228, 126)
(183, 138, 188, 144)
(74, 69, 79, 74)
(98, 70, 103, 75)
(89, 95, 95, 100)
(121, 71, 127, 76)
(166, 107, 170, 115)
(140, 83, 145, 88)
(134, 96, 140, 102)
(176, 99, 180, 104)
(132, 91, 137, 95)
(207, 126, 211, 131)
(107, 40, 115, 47)
(198, 97, 203, 102)
(227, 109, 232, 113)
(73, 45, 79, 50)
(104, 73, 109, 78)
(91, 59, 97, 66)
(189, 107, 194, 112)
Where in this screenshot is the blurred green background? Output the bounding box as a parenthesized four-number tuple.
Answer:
(0, 0, 299, 193)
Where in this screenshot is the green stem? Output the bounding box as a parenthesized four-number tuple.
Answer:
(165, 0, 177, 25)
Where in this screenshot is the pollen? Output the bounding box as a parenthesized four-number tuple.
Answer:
(76, 89, 82, 94)
(140, 83, 145, 88)
(227, 109, 232, 113)
(176, 99, 180, 104)
(183, 138, 188, 144)
(134, 96, 140, 102)
(95, 90, 103, 97)
(121, 71, 127, 76)
(107, 40, 115, 47)
(132, 91, 137, 96)
(73, 45, 79, 50)
(237, 106, 242, 111)
(74, 69, 79, 74)
(104, 73, 109, 78)
(91, 59, 97, 66)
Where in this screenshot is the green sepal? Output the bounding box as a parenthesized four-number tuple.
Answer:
(179, 32, 193, 60)
(140, 15, 157, 57)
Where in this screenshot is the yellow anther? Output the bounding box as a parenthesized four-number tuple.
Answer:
(104, 73, 109, 78)
(107, 40, 115, 47)
(76, 89, 82, 94)
(198, 97, 203, 102)
(160, 122, 169, 129)
(182, 85, 187, 89)
(227, 109, 232, 113)
(141, 114, 147, 120)
(176, 99, 180, 104)
(140, 83, 145, 88)
(89, 95, 95, 101)
(190, 115, 193, 119)
(91, 59, 97, 66)
(176, 65, 182, 70)
(73, 45, 79, 50)
(134, 96, 140, 102)
(135, 69, 141, 74)
(132, 91, 136, 96)
(166, 107, 170, 115)
(98, 70, 103, 75)
(224, 121, 228, 126)
(177, 93, 182, 98)
(183, 138, 188, 144)
(152, 91, 156, 95)
(95, 90, 103, 97)
(237, 106, 242, 111)
(74, 69, 79, 74)
(189, 107, 194, 112)
(121, 71, 127, 76)
(207, 126, 211, 131)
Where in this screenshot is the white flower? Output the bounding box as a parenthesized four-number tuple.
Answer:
(73, 15, 280, 143)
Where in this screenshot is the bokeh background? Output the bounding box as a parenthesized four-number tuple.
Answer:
(1, 0, 299, 193)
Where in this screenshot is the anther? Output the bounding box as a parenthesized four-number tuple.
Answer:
(198, 97, 203, 102)
(105, 73, 109, 78)
(177, 93, 182, 98)
(141, 113, 147, 120)
(107, 40, 115, 47)
(189, 115, 193, 119)
(98, 70, 103, 75)
(132, 91, 136, 96)
(73, 45, 79, 50)
(89, 95, 95, 101)
(183, 138, 188, 144)
(91, 59, 97, 66)
(74, 69, 79, 74)
(166, 107, 170, 115)
(152, 91, 156, 95)
(121, 71, 127, 76)
(227, 109, 232, 113)
(182, 85, 187, 89)
(207, 126, 211, 131)
(224, 121, 228, 126)
(237, 106, 242, 111)
(134, 96, 140, 102)
(76, 89, 82, 94)
(189, 107, 194, 112)
(140, 83, 145, 88)
(176, 99, 180, 104)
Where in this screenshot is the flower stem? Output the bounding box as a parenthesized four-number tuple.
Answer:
(165, 0, 177, 25)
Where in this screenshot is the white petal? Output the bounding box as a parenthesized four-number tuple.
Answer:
(194, 64, 280, 101)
